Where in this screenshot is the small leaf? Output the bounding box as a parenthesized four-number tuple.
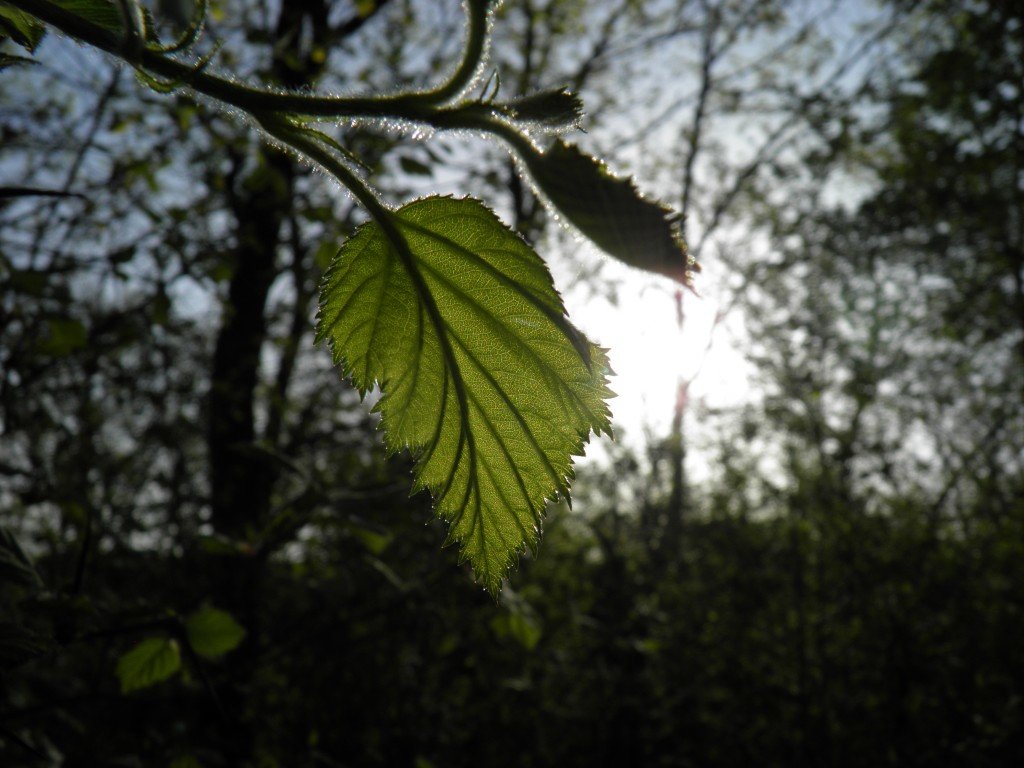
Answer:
(503, 88, 584, 131)
(490, 610, 542, 651)
(354, 0, 376, 17)
(520, 140, 697, 285)
(0, 525, 43, 589)
(39, 318, 87, 357)
(197, 533, 254, 557)
(116, 637, 181, 693)
(184, 605, 246, 659)
(349, 524, 392, 556)
(399, 156, 433, 176)
(317, 196, 611, 592)
(0, 51, 39, 69)
(6, 268, 48, 296)
(0, 4, 46, 52)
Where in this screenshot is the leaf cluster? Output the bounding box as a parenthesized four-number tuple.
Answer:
(1, 0, 696, 586)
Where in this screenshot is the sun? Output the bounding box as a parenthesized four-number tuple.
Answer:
(561, 259, 751, 439)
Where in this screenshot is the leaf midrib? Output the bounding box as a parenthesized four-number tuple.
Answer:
(399, 213, 594, 369)
(413, 255, 602, 432)
(374, 210, 480, 519)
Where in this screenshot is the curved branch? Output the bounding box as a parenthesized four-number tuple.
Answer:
(11, 0, 493, 118)
(418, 0, 494, 105)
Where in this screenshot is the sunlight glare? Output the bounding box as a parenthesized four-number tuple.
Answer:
(561, 256, 753, 440)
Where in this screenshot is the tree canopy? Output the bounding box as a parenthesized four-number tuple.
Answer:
(1, 0, 1022, 766)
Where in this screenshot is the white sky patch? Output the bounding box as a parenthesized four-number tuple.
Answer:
(553, 241, 756, 449)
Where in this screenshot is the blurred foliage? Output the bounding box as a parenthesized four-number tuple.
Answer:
(2, 0, 1023, 766)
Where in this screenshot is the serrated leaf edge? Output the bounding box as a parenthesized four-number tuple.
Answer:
(315, 196, 611, 590)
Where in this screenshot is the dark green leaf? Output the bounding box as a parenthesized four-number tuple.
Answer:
(0, 51, 39, 68)
(0, 3, 46, 51)
(490, 610, 542, 651)
(521, 140, 697, 285)
(51, 0, 123, 32)
(349, 524, 393, 556)
(0, 525, 42, 589)
(316, 196, 612, 592)
(116, 637, 181, 693)
(399, 156, 433, 176)
(197, 533, 253, 556)
(184, 605, 246, 659)
(6, 268, 48, 296)
(504, 88, 584, 130)
(39, 318, 87, 357)
(354, 0, 377, 18)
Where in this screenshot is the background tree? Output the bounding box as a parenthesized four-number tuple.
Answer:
(2, 0, 1023, 766)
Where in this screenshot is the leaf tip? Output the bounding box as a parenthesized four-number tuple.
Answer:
(520, 140, 700, 286)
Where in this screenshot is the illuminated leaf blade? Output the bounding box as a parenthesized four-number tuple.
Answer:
(317, 196, 612, 592)
(185, 605, 246, 659)
(116, 637, 181, 693)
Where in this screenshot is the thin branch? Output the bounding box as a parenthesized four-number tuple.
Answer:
(680, 5, 719, 228)
(9, 0, 489, 123)
(27, 67, 120, 269)
(569, 0, 632, 93)
(0, 186, 86, 199)
(692, 19, 896, 258)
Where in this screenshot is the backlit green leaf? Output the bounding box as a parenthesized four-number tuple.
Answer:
(184, 605, 246, 659)
(116, 637, 181, 693)
(317, 196, 611, 592)
(521, 140, 698, 286)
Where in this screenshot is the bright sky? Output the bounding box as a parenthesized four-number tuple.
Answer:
(422, 150, 757, 457)
(553, 240, 754, 452)
(544, 0, 888, 458)
(349, 0, 886, 461)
